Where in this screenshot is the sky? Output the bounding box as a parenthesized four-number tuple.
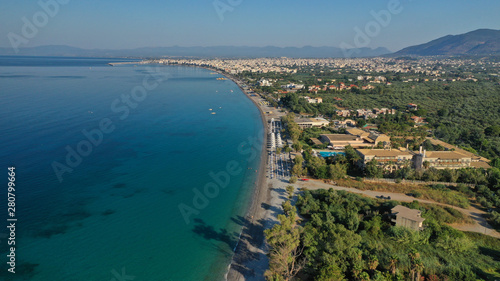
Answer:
(0, 0, 499, 52)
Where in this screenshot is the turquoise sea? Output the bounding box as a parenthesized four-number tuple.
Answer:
(0, 56, 263, 280)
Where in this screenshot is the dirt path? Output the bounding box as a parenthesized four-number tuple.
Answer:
(297, 179, 500, 239)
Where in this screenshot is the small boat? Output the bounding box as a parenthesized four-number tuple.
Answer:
(209, 108, 213, 111)
(211, 112, 216, 115)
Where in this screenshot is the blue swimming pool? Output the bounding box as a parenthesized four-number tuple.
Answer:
(318, 151, 346, 158)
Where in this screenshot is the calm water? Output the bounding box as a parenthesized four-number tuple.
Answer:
(0, 57, 263, 280)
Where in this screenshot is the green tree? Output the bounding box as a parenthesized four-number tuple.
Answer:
(286, 185, 294, 199)
(292, 142, 303, 152)
(315, 263, 345, 281)
(388, 255, 398, 276)
(365, 160, 383, 178)
(357, 119, 367, 128)
(292, 155, 304, 177)
(345, 145, 361, 170)
(368, 255, 379, 274)
(328, 163, 347, 180)
(264, 205, 305, 281)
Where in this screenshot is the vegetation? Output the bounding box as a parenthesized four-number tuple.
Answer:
(264, 189, 500, 280)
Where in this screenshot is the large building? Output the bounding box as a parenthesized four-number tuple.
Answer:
(346, 128, 391, 147)
(357, 147, 490, 171)
(319, 134, 366, 149)
(391, 205, 425, 231)
(356, 149, 414, 172)
(417, 151, 472, 169)
(318, 129, 391, 150)
(295, 117, 330, 129)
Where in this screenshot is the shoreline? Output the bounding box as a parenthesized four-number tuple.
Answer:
(223, 71, 271, 281)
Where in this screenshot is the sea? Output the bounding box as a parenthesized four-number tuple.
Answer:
(0, 56, 264, 281)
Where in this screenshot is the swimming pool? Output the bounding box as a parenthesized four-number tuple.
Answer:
(318, 151, 346, 158)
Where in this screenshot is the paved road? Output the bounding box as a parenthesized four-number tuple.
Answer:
(297, 179, 500, 239)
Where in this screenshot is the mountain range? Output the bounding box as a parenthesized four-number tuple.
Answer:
(0, 29, 498, 58)
(393, 29, 500, 56)
(0, 45, 390, 58)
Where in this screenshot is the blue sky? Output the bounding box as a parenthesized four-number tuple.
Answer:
(1, 0, 499, 51)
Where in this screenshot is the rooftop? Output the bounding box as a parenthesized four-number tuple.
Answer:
(346, 127, 369, 137)
(392, 205, 425, 222)
(424, 151, 472, 160)
(296, 117, 329, 123)
(357, 149, 414, 157)
(321, 134, 360, 142)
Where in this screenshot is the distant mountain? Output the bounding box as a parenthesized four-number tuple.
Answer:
(393, 29, 500, 56)
(0, 45, 391, 58)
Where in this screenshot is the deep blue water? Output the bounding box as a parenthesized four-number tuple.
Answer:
(0, 57, 263, 280)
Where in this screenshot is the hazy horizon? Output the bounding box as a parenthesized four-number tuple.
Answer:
(1, 0, 499, 52)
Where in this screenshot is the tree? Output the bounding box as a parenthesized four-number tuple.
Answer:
(328, 163, 347, 180)
(307, 156, 328, 179)
(359, 271, 370, 281)
(485, 125, 500, 137)
(282, 200, 293, 216)
(292, 155, 304, 177)
(264, 205, 305, 281)
(388, 255, 398, 275)
(357, 119, 367, 128)
(293, 142, 303, 152)
(316, 263, 345, 281)
(365, 160, 383, 178)
(408, 250, 423, 281)
(286, 185, 294, 199)
(345, 145, 361, 171)
(368, 255, 379, 274)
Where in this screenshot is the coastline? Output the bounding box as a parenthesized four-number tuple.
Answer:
(224, 73, 270, 281)
(216, 70, 287, 281)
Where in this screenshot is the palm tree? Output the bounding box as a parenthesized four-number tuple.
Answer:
(368, 255, 379, 274)
(388, 255, 398, 275)
(413, 259, 424, 281)
(408, 250, 421, 281)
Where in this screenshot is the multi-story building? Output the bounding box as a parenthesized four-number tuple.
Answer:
(356, 149, 414, 172)
(391, 205, 425, 231)
(295, 117, 330, 129)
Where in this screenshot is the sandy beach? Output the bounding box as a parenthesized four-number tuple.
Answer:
(222, 72, 289, 281)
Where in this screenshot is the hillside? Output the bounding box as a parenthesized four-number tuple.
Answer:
(393, 29, 500, 56)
